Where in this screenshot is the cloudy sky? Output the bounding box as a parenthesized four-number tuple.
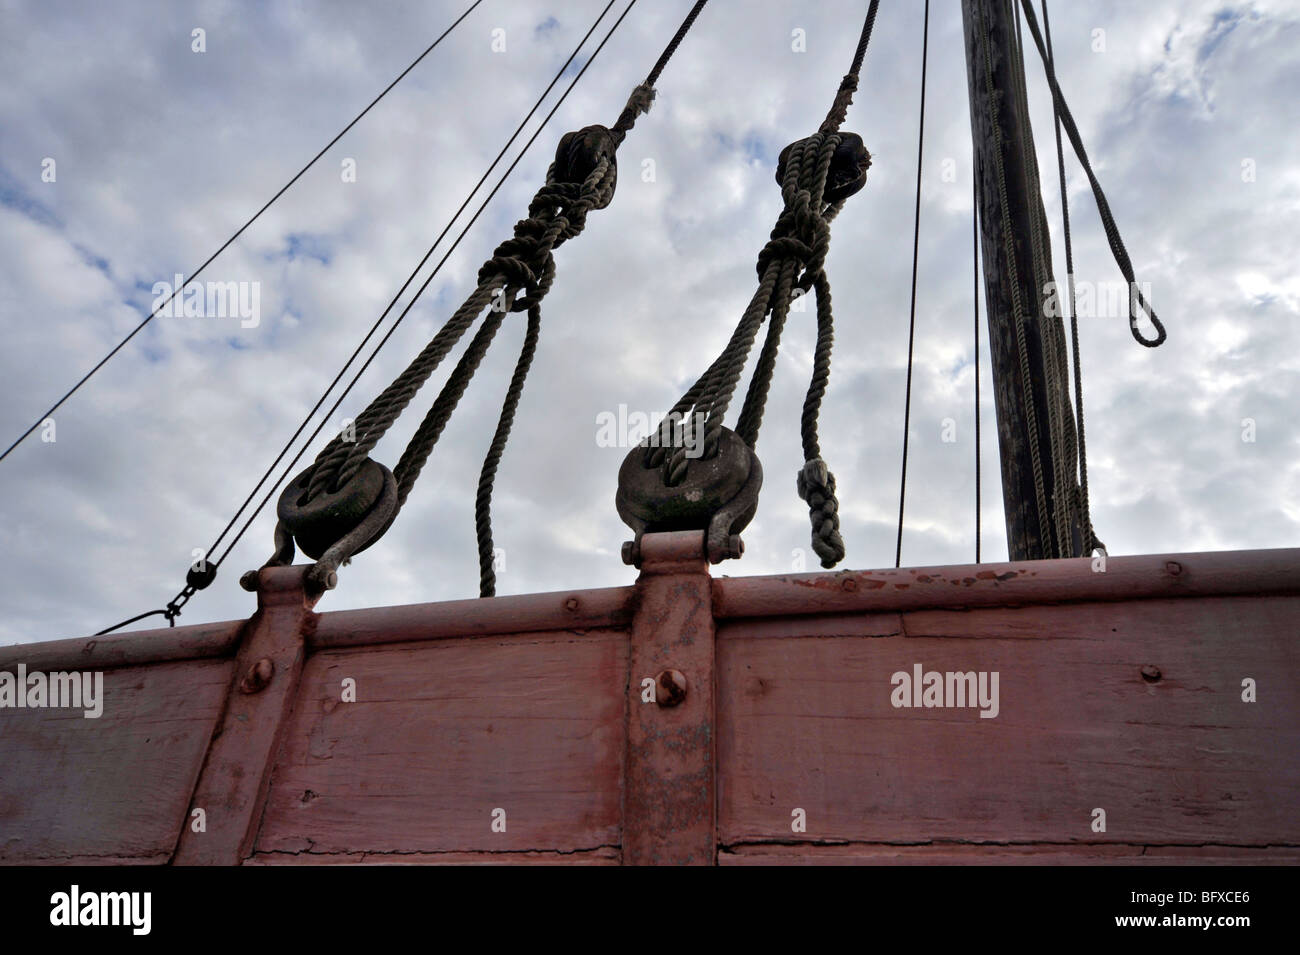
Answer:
(1, 0, 1296, 644)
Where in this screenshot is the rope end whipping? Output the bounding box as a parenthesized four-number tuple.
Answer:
(797, 457, 845, 568)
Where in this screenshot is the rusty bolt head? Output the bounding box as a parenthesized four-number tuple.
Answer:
(728, 534, 745, 559)
(842, 577, 859, 592)
(621, 540, 639, 566)
(564, 596, 580, 612)
(1165, 561, 1183, 577)
(239, 570, 260, 592)
(240, 657, 275, 694)
(1141, 664, 1162, 683)
(656, 669, 687, 707)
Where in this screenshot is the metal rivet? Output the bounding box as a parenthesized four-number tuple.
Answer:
(1141, 665, 1162, 683)
(564, 596, 580, 612)
(240, 657, 275, 694)
(656, 669, 687, 707)
(842, 577, 859, 592)
(1165, 561, 1183, 576)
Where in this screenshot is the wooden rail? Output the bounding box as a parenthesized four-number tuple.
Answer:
(2, 537, 1297, 865)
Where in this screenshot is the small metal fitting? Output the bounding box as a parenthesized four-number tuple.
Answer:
(656, 669, 688, 707)
(239, 657, 275, 694)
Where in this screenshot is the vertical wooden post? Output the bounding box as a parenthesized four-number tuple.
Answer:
(623, 531, 717, 865)
(173, 566, 318, 865)
(962, 0, 1084, 559)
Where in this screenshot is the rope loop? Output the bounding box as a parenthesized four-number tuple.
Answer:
(1129, 285, 1167, 348)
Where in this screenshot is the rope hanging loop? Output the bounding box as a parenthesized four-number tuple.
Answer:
(616, 425, 762, 567)
(277, 456, 398, 563)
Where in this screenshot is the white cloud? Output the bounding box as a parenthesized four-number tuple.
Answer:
(0, 0, 1297, 643)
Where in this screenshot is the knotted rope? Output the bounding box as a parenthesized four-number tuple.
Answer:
(290, 1, 709, 597)
(642, 0, 880, 568)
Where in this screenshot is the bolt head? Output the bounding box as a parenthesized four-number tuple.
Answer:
(656, 669, 688, 707)
(240, 657, 275, 694)
(1141, 664, 1162, 683)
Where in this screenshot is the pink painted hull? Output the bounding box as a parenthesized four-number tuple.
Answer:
(2, 534, 1297, 865)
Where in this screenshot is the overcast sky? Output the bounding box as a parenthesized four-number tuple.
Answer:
(1, 0, 1297, 644)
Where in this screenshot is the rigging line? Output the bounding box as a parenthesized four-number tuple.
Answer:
(94, 609, 171, 638)
(973, 172, 982, 564)
(202, 0, 621, 561)
(895, 0, 929, 569)
(1016, 0, 1165, 347)
(1042, 0, 1093, 554)
(213, 0, 645, 569)
(0, 0, 485, 467)
(818, 0, 881, 134)
(99, 0, 640, 637)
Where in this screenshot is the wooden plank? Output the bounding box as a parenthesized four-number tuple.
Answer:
(255, 630, 627, 856)
(720, 844, 1300, 866)
(0, 619, 244, 674)
(246, 847, 620, 865)
(623, 531, 718, 865)
(311, 585, 635, 651)
(173, 566, 318, 865)
(0, 658, 232, 863)
(718, 595, 1300, 848)
(713, 548, 1300, 619)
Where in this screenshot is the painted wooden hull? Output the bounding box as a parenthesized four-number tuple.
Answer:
(2, 534, 1296, 865)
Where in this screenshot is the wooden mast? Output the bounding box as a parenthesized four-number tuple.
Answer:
(961, 0, 1086, 560)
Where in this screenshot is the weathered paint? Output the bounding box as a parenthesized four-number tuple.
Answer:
(0, 541, 1296, 865)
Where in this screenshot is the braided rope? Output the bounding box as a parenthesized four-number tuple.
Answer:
(640, 6, 880, 566)
(973, 0, 1053, 555)
(1043, 0, 1097, 553)
(476, 304, 542, 597)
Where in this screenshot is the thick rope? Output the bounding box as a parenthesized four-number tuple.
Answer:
(1043, 0, 1099, 554)
(646, 6, 880, 567)
(819, 0, 881, 134)
(290, 0, 708, 598)
(1011, 3, 1073, 557)
(476, 305, 542, 597)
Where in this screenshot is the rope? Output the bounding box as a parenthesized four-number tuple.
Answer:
(294, 0, 708, 598)
(972, 0, 1053, 556)
(895, 0, 928, 569)
(819, 0, 881, 134)
(97, 0, 647, 632)
(648, 0, 880, 569)
(973, 170, 982, 564)
(203, 0, 622, 566)
(476, 305, 542, 596)
(1017, 0, 1166, 348)
(1042, 0, 1098, 555)
(0, 0, 486, 467)
(1011, 1, 1073, 557)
